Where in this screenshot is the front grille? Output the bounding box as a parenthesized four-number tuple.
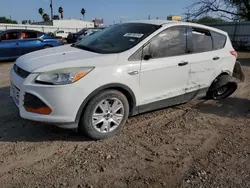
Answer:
(14, 64, 30, 78)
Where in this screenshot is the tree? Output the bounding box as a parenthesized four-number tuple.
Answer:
(81, 8, 86, 20)
(28, 20, 32, 24)
(58, 7, 64, 19)
(195, 16, 225, 23)
(43, 13, 50, 22)
(38, 8, 44, 19)
(186, 0, 250, 21)
(53, 15, 60, 20)
(22, 20, 27, 24)
(0, 16, 18, 24)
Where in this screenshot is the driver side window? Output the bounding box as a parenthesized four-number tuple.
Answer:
(143, 26, 188, 59)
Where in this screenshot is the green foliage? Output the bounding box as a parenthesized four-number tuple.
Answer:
(38, 8, 44, 16)
(195, 16, 225, 23)
(42, 14, 50, 22)
(0, 16, 18, 24)
(187, 0, 250, 21)
(58, 7, 64, 19)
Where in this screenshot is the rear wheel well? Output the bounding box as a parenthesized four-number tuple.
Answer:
(219, 72, 230, 77)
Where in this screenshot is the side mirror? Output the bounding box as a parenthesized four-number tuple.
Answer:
(143, 55, 152, 61)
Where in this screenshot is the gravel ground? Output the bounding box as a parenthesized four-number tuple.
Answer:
(0, 53, 249, 188)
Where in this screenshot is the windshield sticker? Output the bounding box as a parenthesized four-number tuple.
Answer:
(124, 33, 144, 38)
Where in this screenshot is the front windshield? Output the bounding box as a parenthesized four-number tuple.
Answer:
(74, 23, 160, 54)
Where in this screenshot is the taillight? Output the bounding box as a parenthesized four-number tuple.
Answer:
(230, 51, 238, 57)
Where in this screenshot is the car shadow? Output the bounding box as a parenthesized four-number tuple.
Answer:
(195, 97, 250, 118)
(0, 86, 92, 142)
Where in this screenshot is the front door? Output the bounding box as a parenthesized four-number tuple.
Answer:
(0, 31, 21, 60)
(139, 26, 192, 111)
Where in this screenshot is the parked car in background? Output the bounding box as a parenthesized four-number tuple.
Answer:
(10, 21, 244, 140)
(46, 32, 65, 43)
(55, 30, 70, 39)
(67, 27, 105, 43)
(0, 29, 64, 61)
(76, 28, 105, 41)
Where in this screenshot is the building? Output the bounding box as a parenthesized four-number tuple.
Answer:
(0, 19, 95, 34)
(32, 19, 94, 29)
(167, 16, 181, 21)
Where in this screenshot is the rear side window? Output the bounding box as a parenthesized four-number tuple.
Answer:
(192, 28, 213, 53)
(211, 31, 226, 50)
(37, 32, 43, 37)
(21, 31, 37, 39)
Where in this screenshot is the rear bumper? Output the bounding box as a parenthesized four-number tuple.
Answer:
(233, 61, 245, 82)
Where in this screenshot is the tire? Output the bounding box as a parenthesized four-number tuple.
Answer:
(207, 75, 238, 100)
(79, 90, 129, 140)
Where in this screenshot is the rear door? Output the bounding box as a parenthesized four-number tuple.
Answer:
(19, 31, 44, 55)
(186, 27, 220, 94)
(0, 31, 21, 60)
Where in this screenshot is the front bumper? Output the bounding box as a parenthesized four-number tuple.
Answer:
(10, 67, 88, 129)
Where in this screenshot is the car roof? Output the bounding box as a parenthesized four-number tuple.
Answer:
(125, 20, 227, 35)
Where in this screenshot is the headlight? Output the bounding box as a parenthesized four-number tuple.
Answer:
(36, 67, 94, 85)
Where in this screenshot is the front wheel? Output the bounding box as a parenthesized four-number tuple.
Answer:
(79, 90, 129, 140)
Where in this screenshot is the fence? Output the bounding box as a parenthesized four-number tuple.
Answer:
(205, 22, 250, 50)
(0, 23, 89, 33)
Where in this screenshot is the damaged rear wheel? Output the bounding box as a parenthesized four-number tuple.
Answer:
(211, 82, 237, 100)
(207, 75, 238, 100)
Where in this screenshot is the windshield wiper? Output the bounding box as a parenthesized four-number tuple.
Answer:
(74, 44, 100, 53)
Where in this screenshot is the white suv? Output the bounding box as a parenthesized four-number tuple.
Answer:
(10, 20, 244, 139)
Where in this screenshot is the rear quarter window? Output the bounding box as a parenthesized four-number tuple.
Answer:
(211, 31, 227, 50)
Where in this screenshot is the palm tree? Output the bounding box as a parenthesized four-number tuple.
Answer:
(58, 7, 64, 19)
(81, 8, 86, 20)
(43, 13, 50, 22)
(38, 8, 44, 19)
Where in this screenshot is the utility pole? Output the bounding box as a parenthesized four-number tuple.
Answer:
(148, 15, 151, 20)
(50, 0, 53, 20)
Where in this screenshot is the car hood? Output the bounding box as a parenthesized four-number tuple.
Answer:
(16, 45, 118, 73)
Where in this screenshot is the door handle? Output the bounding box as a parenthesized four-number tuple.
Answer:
(16, 42, 19, 45)
(178, 62, 188, 66)
(128, 71, 139, 75)
(213, 56, 220, 60)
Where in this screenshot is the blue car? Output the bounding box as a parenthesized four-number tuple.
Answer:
(0, 29, 64, 61)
